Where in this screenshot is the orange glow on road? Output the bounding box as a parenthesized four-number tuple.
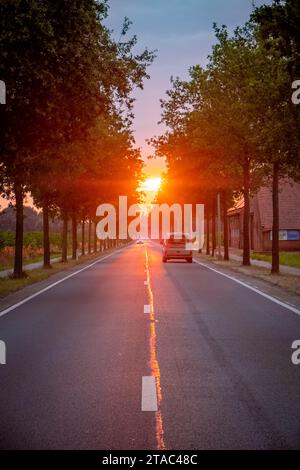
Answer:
(145, 247, 166, 450)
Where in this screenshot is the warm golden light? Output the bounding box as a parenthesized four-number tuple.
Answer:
(141, 177, 162, 193)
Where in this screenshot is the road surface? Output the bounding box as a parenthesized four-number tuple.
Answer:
(0, 242, 300, 449)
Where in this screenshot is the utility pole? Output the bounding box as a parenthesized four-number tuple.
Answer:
(217, 192, 222, 260)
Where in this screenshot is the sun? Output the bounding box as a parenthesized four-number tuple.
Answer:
(141, 177, 162, 193)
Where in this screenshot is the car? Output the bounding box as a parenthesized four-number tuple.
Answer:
(162, 232, 193, 263)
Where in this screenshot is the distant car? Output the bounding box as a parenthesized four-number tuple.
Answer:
(136, 239, 144, 245)
(162, 232, 193, 263)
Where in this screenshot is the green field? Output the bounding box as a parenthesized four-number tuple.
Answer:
(0, 230, 62, 250)
(0, 231, 63, 271)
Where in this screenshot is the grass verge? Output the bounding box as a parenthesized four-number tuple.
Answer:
(251, 251, 300, 269)
(0, 252, 62, 271)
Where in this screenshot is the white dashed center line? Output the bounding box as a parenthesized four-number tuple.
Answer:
(141, 376, 158, 411)
(144, 304, 151, 314)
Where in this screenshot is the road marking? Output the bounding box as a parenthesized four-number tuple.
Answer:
(0, 248, 127, 319)
(193, 259, 300, 316)
(141, 376, 158, 411)
(144, 247, 166, 449)
(144, 304, 151, 314)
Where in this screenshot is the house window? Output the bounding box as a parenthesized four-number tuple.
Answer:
(287, 230, 300, 241)
(270, 230, 300, 241)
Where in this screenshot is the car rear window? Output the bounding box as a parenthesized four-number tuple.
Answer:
(165, 235, 187, 246)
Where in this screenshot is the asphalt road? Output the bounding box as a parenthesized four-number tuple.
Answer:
(0, 242, 300, 449)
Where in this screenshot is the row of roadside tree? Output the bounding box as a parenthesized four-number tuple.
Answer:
(153, 0, 300, 273)
(0, 0, 154, 278)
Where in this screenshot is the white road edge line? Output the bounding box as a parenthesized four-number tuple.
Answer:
(0, 248, 127, 319)
(141, 376, 158, 411)
(193, 259, 300, 316)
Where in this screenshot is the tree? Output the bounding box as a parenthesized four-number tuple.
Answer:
(249, 1, 300, 272)
(154, 17, 300, 273)
(0, 1, 154, 276)
(0, 0, 55, 276)
(153, 35, 260, 265)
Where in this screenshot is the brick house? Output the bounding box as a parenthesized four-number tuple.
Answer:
(227, 179, 300, 252)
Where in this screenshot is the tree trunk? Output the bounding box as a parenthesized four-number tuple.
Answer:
(212, 196, 216, 257)
(271, 161, 280, 274)
(61, 210, 68, 263)
(43, 199, 51, 268)
(206, 203, 210, 255)
(222, 191, 229, 261)
(243, 159, 251, 266)
(13, 183, 24, 278)
(81, 220, 85, 256)
(93, 220, 97, 253)
(72, 212, 77, 260)
(88, 218, 92, 254)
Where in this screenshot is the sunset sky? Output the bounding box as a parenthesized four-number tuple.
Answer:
(106, 0, 271, 178)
